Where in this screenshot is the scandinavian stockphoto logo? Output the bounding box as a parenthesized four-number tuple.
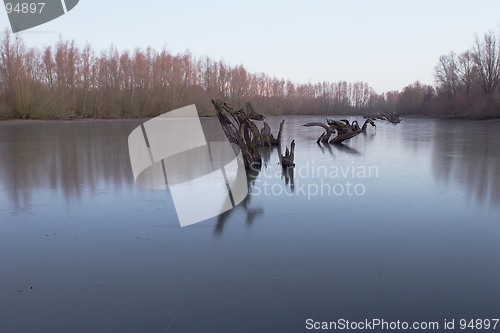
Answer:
(4, 0, 79, 33)
(128, 105, 248, 227)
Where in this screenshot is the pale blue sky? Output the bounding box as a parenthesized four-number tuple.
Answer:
(1, 0, 499, 93)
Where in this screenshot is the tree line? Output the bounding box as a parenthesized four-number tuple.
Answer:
(356, 29, 500, 119)
(430, 30, 500, 118)
(0, 29, 498, 119)
(0, 31, 382, 119)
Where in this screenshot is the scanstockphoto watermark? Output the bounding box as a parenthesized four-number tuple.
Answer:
(249, 161, 379, 199)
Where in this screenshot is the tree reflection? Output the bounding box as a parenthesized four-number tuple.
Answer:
(432, 120, 500, 207)
(281, 166, 294, 192)
(0, 121, 137, 208)
(260, 145, 276, 165)
(213, 148, 299, 235)
(214, 168, 264, 235)
(316, 142, 335, 157)
(331, 143, 360, 155)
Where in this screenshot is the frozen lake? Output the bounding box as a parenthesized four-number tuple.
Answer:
(0, 116, 499, 332)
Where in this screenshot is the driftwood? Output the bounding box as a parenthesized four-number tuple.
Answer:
(212, 99, 286, 168)
(212, 99, 263, 168)
(364, 111, 401, 123)
(385, 112, 402, 123)
(303, 118, 376, 144)
(280, 140, 295, 167)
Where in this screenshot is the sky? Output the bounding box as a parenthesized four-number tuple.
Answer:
(1, 0, 499, 94)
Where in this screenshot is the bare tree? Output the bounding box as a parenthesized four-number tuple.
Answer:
(471, 30, 500, 96)
(434, 52, 459, 96)
(457, 51, 477, 100)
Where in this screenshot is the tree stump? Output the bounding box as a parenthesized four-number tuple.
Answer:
(260, 119, 285, 146)
(212, 100, 287, 169)
(281, 140, 295, 167)
(212, 99, 263, 169)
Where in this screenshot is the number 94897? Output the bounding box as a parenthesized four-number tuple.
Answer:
(459, 319, 499, 330)
(5, 2, 45, 14)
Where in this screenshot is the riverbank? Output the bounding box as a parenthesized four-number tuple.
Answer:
(0, 118, 152, 124)
(2, 113, 499, 122)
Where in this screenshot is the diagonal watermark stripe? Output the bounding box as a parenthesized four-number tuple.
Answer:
(4, 0, 79, 33)
(128, 105, 249, 227)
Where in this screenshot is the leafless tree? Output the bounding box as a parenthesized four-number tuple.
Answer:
(471, 30, 500, 96)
